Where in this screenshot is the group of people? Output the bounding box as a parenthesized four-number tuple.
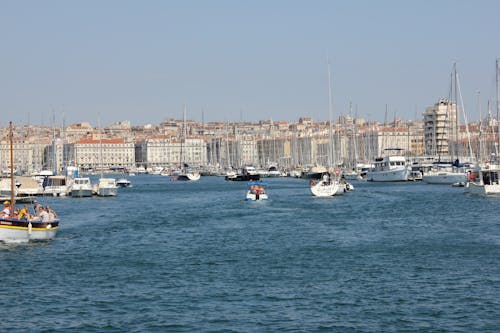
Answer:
(1, 200, 57, 222)
(250, 185, 265, 195)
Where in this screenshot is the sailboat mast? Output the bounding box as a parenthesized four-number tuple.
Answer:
(327, 60, 334, 168)
(98, 116, 103, 178)
(52, 111, 57, 175)
(453, 63, 460, 161)
(180, 105, 186, 170)
(9, 122, 15, 209)
(496, 58, 500, 160)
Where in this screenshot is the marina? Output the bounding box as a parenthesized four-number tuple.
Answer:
(2, 1, 500, 331)
(1, 175, 499, 331)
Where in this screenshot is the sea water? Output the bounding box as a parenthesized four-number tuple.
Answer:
(1, 176, 499, 332)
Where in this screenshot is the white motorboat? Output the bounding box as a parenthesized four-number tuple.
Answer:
(43, 175, 71, 197)
(171, 170, 201, 181)
(95, 177, 118, 196)
(71, 177, 93, 197)
(245, 181, 269, 201)
(116, 178, 132, 188)
(466, 164, 500, 195)
(366, 153, 409, 182)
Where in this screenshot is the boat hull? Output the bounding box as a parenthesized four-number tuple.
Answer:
(366, 168, 409, 182)
(97, 187, 117, 196)
(225, 174, 260, 181)
(245, 192, 269, 201)
(422, 172, 466, 184)
(310, 180, 339, 197)
(71, 189, 93, 197)
(0, 219, 59, 243)
(467, 182, 500, 195)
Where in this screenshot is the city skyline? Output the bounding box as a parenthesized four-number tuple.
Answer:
(1, 1, 499, 127)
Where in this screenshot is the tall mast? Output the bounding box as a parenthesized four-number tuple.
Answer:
(98, 115, 103, 178)
(454, 63, 460, 161)
(496, 58, 500, 161)
(180, 104, 186, 170)
(327, 60, 334, 168)
(477, 91, 482, 163)
(52, 110, 57, 175)
(9, 122, 15, 210)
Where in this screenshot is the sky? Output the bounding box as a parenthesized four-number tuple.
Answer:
(1, 0, 499, 127)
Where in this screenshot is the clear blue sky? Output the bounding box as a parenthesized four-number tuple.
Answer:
(1, 0, 499, 126)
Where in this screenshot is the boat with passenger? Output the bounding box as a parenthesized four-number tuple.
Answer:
(0, 122, 60, 243)
(245, 181, 269, 201)
(466, 163, 500, 195)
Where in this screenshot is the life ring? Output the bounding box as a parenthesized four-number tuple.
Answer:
(335, 169, 340, 175)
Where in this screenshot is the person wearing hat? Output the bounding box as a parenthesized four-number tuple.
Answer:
(1, 201, 11, 218)
(33, 200, 41, 217)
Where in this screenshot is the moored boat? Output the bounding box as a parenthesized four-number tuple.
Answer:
(94, 177, 118, 196)
(70, 177, 93, 197)
(422, 161, 467, 185)
(225, 166, 260, 182)
(366, 150, 409, 182)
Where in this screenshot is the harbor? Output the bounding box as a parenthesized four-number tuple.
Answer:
(1, 175, 498, 331)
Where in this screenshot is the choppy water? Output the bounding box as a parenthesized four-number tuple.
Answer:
(1, 176, 499, 332)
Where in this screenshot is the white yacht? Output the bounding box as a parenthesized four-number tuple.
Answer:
(466, 164, 500, 195)
(94, 177, 118, 196)
(71, 177, 93, 197)
(43, 175, 71, 197)
(366, 154, 409, 182)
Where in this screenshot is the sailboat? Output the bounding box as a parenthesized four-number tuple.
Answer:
(0, 122, 60, 243)
(171, 105, 201, 181)
(423, 65, 467, 185)
(310, 61, 343, 197)
(466, 59, 500, 195)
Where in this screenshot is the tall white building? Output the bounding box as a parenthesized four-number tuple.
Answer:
(423, 99, 457, 157)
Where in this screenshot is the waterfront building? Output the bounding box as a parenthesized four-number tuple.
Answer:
(72, 138, 135, 171)
(135, 136, 207, 169)
(423, 99, 457, 157)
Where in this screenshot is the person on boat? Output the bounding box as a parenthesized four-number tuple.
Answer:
(18, 204, 33, 221)
(322, 173, 330, 184)
(33, 200, 42, 217)
(46, 205, 57, 221)
(39, 207, 50, 222)
(1, 201, 11, 218)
